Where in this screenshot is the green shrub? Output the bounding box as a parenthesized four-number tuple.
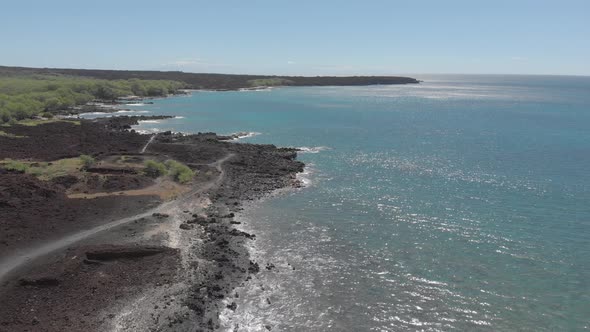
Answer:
(41, 112, 54, 119)
(28, 167, 43, 177)
(3, 159, 29, 172)
(0, 110, 13, 123)
(144, 160, 167, 178)
(165, 160, 195, 183)
(80, 154, 95, 169)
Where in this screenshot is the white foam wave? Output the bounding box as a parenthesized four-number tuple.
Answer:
(296, 165, 314, 187)
(135, 128, 162, 134)
(296, 146, 331, 154)
(79, 111, 109, 116)
(115, 110, 150, 114)
(124, 103, 146, 106)
(138, 120, 161, 124)
(219, 203, 336, 331)
(230, 132, 262, 141)
(239, 87, 273, 92)
(86, 102, 118, 108)
(77, 109, 151, 119)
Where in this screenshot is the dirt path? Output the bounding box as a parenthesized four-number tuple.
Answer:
(67, 178, 189, 200)
(0, 153, 234, 283)
(140, 134, 157, 153)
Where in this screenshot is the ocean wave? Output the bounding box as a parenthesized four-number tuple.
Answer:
(137, 120, 161, 124)
(296, 146, 331, 154)
(124, 103, 146, 106)
(115, 110, 149, 114)
(76, 109, 151, 119)
(135, 128, 162, 134)
(296, 164, 314, 187)
(78, 111, 110, 116)
(230, 132, 262, 140)
(239, 87, 273, 92)
(86, 103, 117, 108)
(219, 205, 337, 332)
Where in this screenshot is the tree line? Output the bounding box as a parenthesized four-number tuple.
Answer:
(0, 75, 185, 123)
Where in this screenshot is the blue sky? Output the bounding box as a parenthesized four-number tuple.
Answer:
(1, 0, 589, 75)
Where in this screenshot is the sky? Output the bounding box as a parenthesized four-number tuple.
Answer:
(1, 0, 589, 76)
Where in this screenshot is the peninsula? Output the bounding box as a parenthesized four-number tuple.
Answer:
(0, 65, 420, 90)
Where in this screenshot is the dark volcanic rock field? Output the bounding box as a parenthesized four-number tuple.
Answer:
(0, 116, 304, 332)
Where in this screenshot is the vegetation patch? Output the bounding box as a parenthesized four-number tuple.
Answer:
(80, 154, 96, 169)
(248, 78, 294, 87)
(144, 160, 168, 178)
(2, 159, 30, 172)
(2, 118, 80, 127)
(143, 159, 195, 183)
(0, 130, 26, 138)
(0, 157, 84, 180)
(0, 74, 185, 124)
(165, 160, 195, 184)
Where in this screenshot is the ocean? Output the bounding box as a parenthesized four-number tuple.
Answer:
(127, 75, 590, 331)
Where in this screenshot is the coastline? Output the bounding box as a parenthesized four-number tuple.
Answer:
(0, 98, 305, 332)
(2, 69, 588, 331)
(0, 65, 421, 91)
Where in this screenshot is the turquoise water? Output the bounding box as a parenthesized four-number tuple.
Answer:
(131, 75, 590, 331)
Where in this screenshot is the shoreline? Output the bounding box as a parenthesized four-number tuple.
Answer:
(0, 109, 305, 331)
(70, 95, 265, 142)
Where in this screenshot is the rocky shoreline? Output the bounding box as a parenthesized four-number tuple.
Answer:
(45, 90, 190, 118)
(0, 115, 304, 331)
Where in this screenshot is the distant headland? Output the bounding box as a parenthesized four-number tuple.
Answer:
(0, 65, 419, 90)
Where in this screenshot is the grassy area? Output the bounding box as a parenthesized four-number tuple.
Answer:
(248, 78, 294, 87)
(2, 156, 196, 182)
(0, 130, 26, 138)
(1, 157, 84, 180)
(0, 74, 185, 124)
(1, 118, 81, 127)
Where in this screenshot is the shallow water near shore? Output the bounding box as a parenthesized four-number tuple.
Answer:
(131, 75, 590, 331)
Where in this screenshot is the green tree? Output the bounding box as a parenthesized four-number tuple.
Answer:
(165, 160, 195, 183)
(0, 109, 12, 123)
(144, 160, 167, 178)
(95, 85, 117, 100)
(80, 155, 95, 169)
